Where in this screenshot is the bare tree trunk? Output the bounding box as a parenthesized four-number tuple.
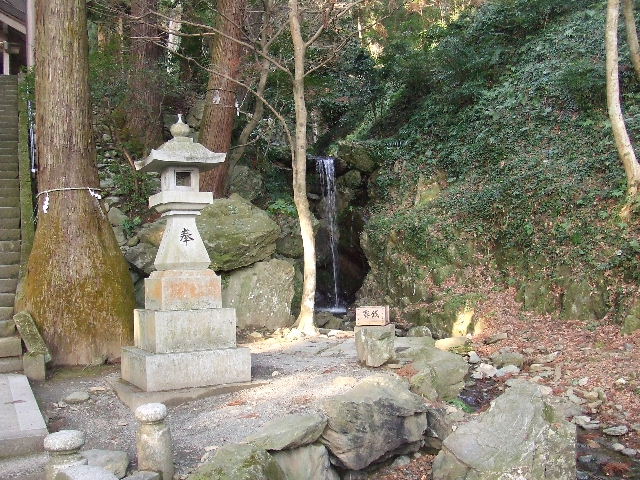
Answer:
(18, 0, 135, 365)
(623, 0, 640, 80)
(606, 0, 640, 201)
(289, 0, 317, 335)
(226, 0, 273, 174)
(227, 58, 269, 172)
(199, 0, 246, 197)
(126, 0, 164, 154)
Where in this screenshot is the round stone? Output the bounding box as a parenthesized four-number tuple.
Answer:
(44, 430, 85, 453)
(135, 403, 167, 423)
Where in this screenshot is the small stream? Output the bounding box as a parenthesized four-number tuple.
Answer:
(458, 380, 640, 479)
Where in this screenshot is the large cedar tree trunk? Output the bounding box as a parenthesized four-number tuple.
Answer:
(606, 0, 640, 200)
(126, 0, 164, 153)
(289, 0, 317, 334)
(18, 0, 135, 365)
(199, 0, 246, 196)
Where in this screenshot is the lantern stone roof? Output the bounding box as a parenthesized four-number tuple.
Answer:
(135, 116, 226, 173)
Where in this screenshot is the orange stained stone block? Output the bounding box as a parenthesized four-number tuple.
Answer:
(144, 269, 222, 311)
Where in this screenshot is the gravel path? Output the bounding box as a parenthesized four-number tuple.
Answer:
(18, 331, 374, 478)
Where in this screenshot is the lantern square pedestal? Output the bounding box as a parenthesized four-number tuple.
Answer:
(121, 346, 251, 392)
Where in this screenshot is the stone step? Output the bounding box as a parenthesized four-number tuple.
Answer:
(0, 217, 19, 229)
(0, 319, 15, 337)
(0, 229, 20, 241)
(0, 252, 19, 265)
(0, 190, 20, 200)
(0, 241, 20, 252)
(0, 198, 19, 208)
(0, 170, 18, 180)
(0, 265, 19, 279)
(0, 358, 22, 374)
(0, 179, 18, 188)
(0, 336, 20, 358)
(0, 294, 15, 309)
(0, 207, 19, 218)
(0, 374, 49, 458)
(0, 307, 14, 321)
(0, 134, 18, 143)
(0, 279, 18, 293)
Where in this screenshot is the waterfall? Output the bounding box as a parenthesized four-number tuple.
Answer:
(315, 157, 342, 311)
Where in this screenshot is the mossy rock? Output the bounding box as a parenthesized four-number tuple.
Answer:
(516, 280, 557, 314)
(405, 293, 483, 339)
(559, 279, 608, 321)
(197, 194, 281, 271)
(337, 170, 362, 189)
(622, 298, 640, 334)
(229, 166, 264, 203)
(336, 141, 380, 173)
(187, 444, 286, 480)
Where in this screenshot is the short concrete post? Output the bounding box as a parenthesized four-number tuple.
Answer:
(135, 403, 174, 480)
(44, 430, 87, 480)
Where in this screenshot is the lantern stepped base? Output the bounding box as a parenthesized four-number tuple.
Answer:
(121, 346, 251, 392)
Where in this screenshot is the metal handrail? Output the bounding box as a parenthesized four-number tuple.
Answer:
(27, 99, 37, 176)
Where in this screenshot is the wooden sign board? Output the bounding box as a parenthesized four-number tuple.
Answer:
(355, 306, 390, 326)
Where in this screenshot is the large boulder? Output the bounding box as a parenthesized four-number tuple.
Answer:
(187, 444, 286, 480)
(245, 413, 327, 451)
(197, 194, 281, 271)
(560, 279, 607, 321)
(272, 444, 338, 480)
(336, 142, 380, 173)
(354, 325, 395, 367)
(137, 219, 166, 247)
(229, 166, 264, 202)
(396, 343, 468, 401)
(274, 214, 305, 259)
(432, 380, 576, 480)
(223, 259, 295, 330)
(320, 375, 428, 471)
(245, 413, 338, 480)
(124, 243, 157, 275)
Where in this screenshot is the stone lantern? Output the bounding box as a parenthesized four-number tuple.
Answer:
(120, 116, 251, 392)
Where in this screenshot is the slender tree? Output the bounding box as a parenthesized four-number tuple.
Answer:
(623, 0, 640, 80)
(199, 0, 247, 196)
(606, 0, 640, 202)
(288, 0, 317, 334)
(18, 0, 135, 365)
(126, 0, 164, 153)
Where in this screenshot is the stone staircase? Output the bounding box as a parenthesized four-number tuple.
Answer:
(0, 75, 22, 373)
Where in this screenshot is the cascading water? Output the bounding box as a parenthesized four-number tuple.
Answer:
(315, 157, 342, 312)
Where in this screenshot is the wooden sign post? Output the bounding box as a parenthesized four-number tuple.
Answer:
(355, 306, 390, 326)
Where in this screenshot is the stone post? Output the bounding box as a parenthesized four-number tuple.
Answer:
(135, 403, 174, 480)
(44, 430, 87, 480)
